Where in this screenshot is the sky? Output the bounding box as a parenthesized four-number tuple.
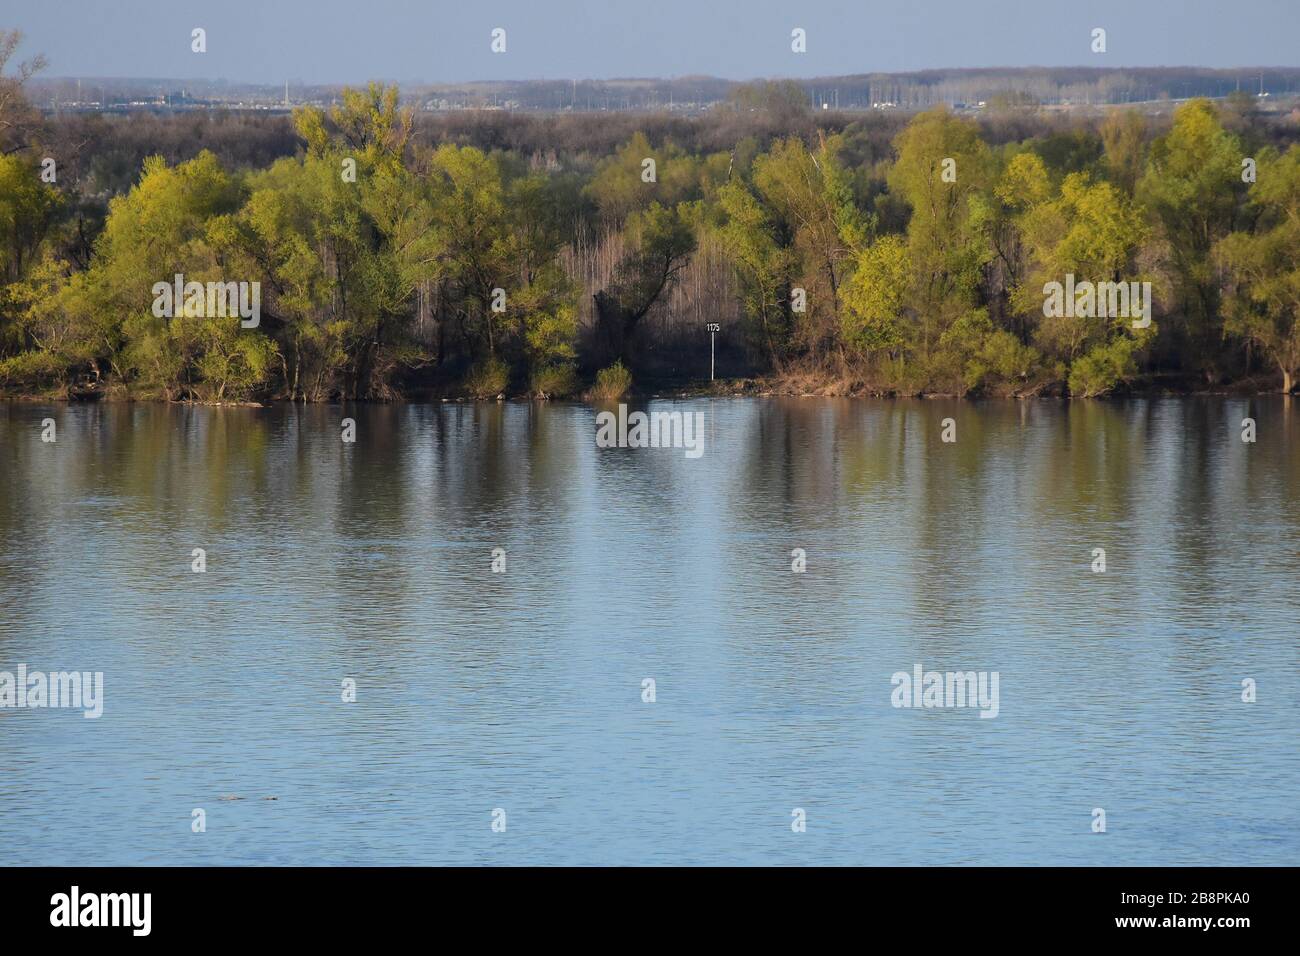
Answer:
(8, 0, 1299, 85)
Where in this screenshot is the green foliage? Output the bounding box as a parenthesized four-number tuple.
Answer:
(887, 108, 993, 348)
(520, 285, 579, 370)
(744, 134, 866, 355)
(1137, 99, 1248, 378)
(1215, 145, 1300, 392)
(610, 203, 696, 316)
(590, 360, 633, 401)
(938, 309, 1050, 395)
(0, 349, 64, 389)
(464, 356, 510, 398)
(530, 363, 579, 399)
(294, 83, 412, 168)
(46, 150, 279, 400)
(585, 133, 718, 225)
(219, 154, 355, 399)
(1068, 335, 1140, 398)
(190, 322, 278, 402)
(994, 151, 1052, 210)
(1030, 129, 1103, 179)
(0, 154, 62, 283)
(1005, 170, 1152, 383)
(718, 178, 792, 366)
(4, 82, 1298, 402)
(840, 234, 910, 353)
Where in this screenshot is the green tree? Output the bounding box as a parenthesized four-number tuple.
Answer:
(427, 144, 513, 359)
(504, 173, 580, 386)
(585, 132, 710, 225)
(840, 233, 910, 355)
(750, 134, 865, 359)
(1010, 171, 1152, 395)
(718, 177, 793, 369)
(887, 108, 992, 358)
(1137, 99, 1247, 382)
(971, 148, 1052, 344)
(0, 153, 64, 384)
(62, 151, 274, 400)
(222, 87, 441, 400)
(215, 156, 356, 400)
(1216, 146, 1300, 393)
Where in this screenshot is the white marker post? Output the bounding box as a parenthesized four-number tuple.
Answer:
(706, 323, 720, 381)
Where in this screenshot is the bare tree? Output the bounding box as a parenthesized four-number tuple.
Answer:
(0, 30, 47, 154)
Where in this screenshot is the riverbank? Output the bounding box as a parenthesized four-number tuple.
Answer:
(654, 369, 1288, 399)
(3, 364, 1293, 405)
(3, 375, 1291, 405)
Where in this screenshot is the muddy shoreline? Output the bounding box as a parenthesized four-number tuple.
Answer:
(4, 373, 1289, 406)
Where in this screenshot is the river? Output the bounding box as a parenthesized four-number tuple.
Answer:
(1, 397, 1296, 864)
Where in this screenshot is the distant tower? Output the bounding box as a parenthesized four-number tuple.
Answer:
(284, 81, 289, 108)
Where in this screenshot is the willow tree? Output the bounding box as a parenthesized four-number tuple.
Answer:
(718, 177, 792, 370)
(1011, 172, 1152, 397)
(219, 84, 437, 400)
(1137, 99, 1248, 382)
(45, 151, 275, 400)
(748, 134, 865, 361)
(585, 132, 712, 226)
(0, 152, 64, 388)
(886, 108, 992, 360)
(504, 173, 580, 393)
(425, 144, 512, 361)
(217, 153, 373, 400)
(1216, 146, 1300, 394)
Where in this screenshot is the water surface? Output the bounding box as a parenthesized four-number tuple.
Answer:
(1, 397, 1297, 865)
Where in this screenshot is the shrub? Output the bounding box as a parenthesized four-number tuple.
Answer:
(464, 356, 510, 399)
(940, 310, 1053, 396)
(1068, 337, 1139, 397)
(589, 360, 632, 401)
(917, 349, 966, 396)
(0, 350, 67, 389)
(530, 363, 578, 399)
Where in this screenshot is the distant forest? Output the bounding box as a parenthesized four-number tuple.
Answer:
(4, 33, 1300, 401)
(29, 65, 1300, 112)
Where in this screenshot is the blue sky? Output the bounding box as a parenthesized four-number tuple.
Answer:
(9, 0, 1299, 84)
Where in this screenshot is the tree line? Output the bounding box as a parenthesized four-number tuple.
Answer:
(2, 41, 1299, 401)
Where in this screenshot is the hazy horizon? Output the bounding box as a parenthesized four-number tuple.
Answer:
(9, 0, 1300, 86)
(28, 65, 1300, 89)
